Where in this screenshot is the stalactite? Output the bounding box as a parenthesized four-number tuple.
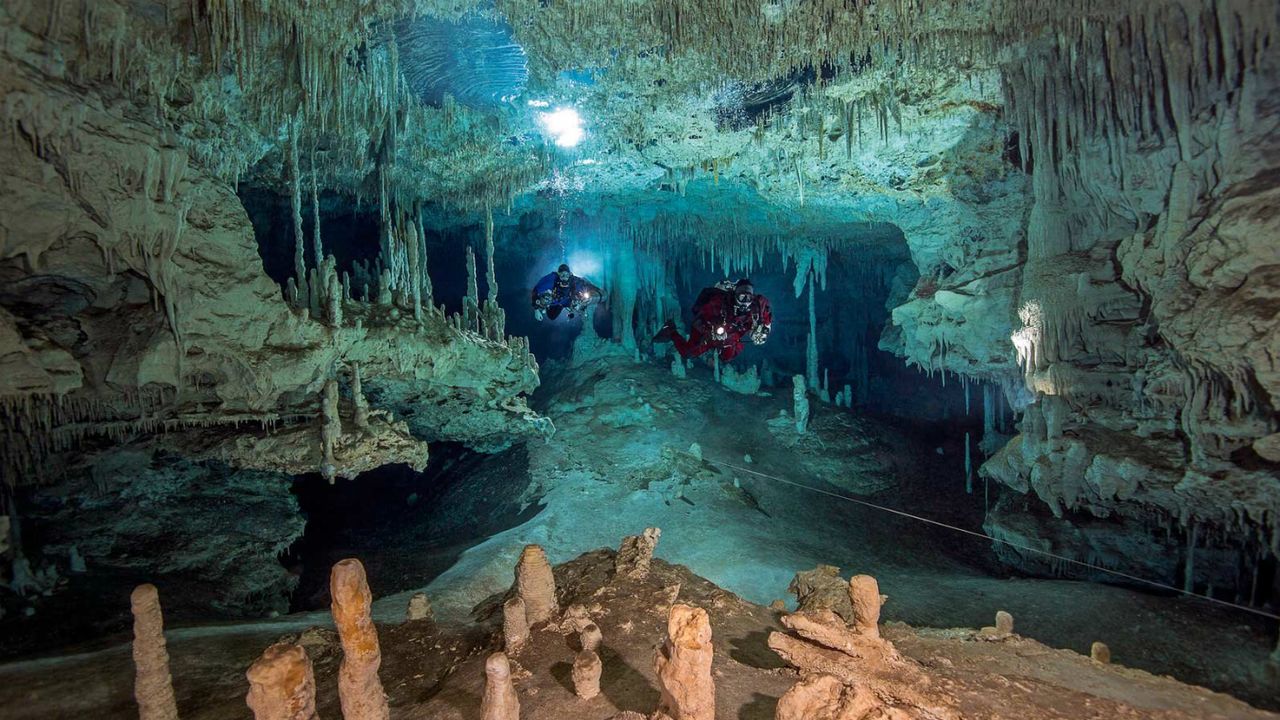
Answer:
(351, 363, 369, 430)
(309, 145, 322, 267)
(289, 117, 308, 303)
(321, 378, 341, 484)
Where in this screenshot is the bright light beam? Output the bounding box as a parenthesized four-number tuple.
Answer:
(539, 107, 584, 148)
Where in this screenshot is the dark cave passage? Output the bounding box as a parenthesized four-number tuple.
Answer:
(283, 443, 542, 613)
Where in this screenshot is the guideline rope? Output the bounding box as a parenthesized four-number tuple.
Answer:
(694, 453, 1280, 622)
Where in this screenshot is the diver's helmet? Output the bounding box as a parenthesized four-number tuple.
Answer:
(733, 279, 755, 312)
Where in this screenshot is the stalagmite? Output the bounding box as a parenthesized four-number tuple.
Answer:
(847, 575, 881, 638)
(572, 623, 603, 700)
(406, 592, 432, 622)
(654, 604, 715, 720)
(464, 246, 480, 334)
(671, 354, 685, 378)
(980, 610, 1014, 639)
(503, 595, 529, 653)
(131, 584, 179, 720)
(792, 375, 809, 433)
(330, 559, 389, 720)
(775, 673, 877, 720)
(1091, 641, 1111, 664)
(615, 527, 661, 579)
(320, 379, 340, 483)
(515, 544, 557, 626)
(481, 652, 519, 720)
(245, 643, 319, 720)
(351, 363, 369, 430)
(806, 281, 819, 393)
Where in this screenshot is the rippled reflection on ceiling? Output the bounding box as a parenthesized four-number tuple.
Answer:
(396, 12, 528, 109)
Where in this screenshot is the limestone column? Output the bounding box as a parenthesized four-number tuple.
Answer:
(515, 545, 557, 626)
(245, 643, 319, 720)
(654, 604, 715, 720)
(131, 584, 179, 720)
(405, 592, 432, 622)
(503, 595, 529, 653)
(330, 559, 389, 720)
(480, 652, 519, 720)
(848, 575, 881, 638)
(573, 623, 603, 700)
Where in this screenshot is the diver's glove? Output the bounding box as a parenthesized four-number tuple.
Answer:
(751, 323, 771, 345)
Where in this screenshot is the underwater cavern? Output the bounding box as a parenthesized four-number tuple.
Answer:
(1, 0, 1279, 717)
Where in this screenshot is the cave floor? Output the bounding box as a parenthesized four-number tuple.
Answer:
(1, 345, 1277, 716)
(0, 551, 1273, 720)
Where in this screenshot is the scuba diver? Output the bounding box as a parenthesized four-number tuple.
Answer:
(531, 263, 602, 321)
(653, 278, 772, 362)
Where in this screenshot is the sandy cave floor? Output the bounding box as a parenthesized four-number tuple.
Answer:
(0, 347, 1278, 717)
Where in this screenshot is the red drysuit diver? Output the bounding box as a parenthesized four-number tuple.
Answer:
(653, 279, 773, 362)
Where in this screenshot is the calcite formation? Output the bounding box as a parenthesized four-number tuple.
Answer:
(406, 592, 433, 622)
(572, 623, 603, 700)
(502, 595, 530, 653)
(130, 584, 179, 720)
(1091, 642, 1112, 665)
(788, 565, 854, 622)
(847, 575, 881, 638)
(615, 527, 662, 580)
(329, 559, 389, 720)
(775, 673, 879, 720)
(654, 604, 716, 720)
(769, 602, 956, 719)
(480, 652, 520, 720)
(516, 544, 558, 626)
(245, 643, 319, 720)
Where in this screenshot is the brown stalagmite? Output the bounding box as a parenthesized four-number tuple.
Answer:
(847, 574, 881, 638)
(330, 559, 389, 720)
(654, 604, 715, 720)
(245, 643, 319, 720)
(572, 623, 603, 700)
(131, 583, 179, 720)
(775, 673, 879, 720)
(1091, 641, 1111, 664)
(480, 652, 519, 720)
(515, 544, 557, 626)
(615, 527, 662, 579)
(503, 595, 529, 653)
(405, 592, 432, 622)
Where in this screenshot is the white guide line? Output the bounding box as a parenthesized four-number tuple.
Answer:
(694, 453, 1280, 622)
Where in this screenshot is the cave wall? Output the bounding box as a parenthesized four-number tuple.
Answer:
(980, 2, 1280, 597)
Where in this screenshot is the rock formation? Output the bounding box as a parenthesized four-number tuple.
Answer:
(572, 623, 604, 700)
(775, 673, 879, 720)
(502, 595, 530, 653)
(788, 566, 853, 621)
(245, 643, 319, 720)
(1091, 642, 1112, 665)
(979, 610, 1014, 640)
(515, 545, 558, 626)
(329, 559, 389, 720)
(654, 603, 715, 720)
(769, 602, 956, 719)
(615, 527, 662, 580)
(847, 574, 881, 637)
(480, 652, 520, 720)
(405, 592, 433, 622)
(130, 584, 179, 720)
